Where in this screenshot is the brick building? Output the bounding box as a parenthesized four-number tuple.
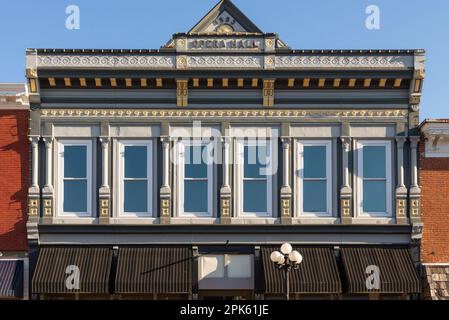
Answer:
(0, 83, 29, 300)
(420, 120, 449, 300)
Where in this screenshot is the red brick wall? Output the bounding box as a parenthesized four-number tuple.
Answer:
(420, 138, 449, 263)
(0, 110, 28, 251)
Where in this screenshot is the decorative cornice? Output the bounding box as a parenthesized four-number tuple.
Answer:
(34, 53, 413, 70)
(40, 108, 408, 119)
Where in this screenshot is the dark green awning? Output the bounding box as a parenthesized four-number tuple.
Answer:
(341, 247, 420, 293)
(115, 247, 192, 294)
(261, 247, 342, 294)
(0, 260, 23, 298)
(32, 247, 113, 294)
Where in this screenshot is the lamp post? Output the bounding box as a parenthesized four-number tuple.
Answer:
(270, 243, 303, 301)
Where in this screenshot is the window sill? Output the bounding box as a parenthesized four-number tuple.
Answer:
(351, 217, 395, 225)
(292, 217, 339, 225)
(109, 218, 158, 225)
(46, 217, 97, 224)
(230, 218, 280, 225)
(170, 217, 219, 224)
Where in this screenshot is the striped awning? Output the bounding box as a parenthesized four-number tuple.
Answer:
(261, 247, 342, 294)
(115, 247, 192, 294)
(0, 260, 23, 298)
(341, 247, 420, 293)
(32, 247, 113, 294)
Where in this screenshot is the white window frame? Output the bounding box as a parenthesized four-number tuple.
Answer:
(356, 140, 392, 217)
(118, 140, 153, 217)
(176, 139, 214, 217)
(57, 140, 93, 217)
(236, 139, 274, 217)
(296, 140, 332, 217)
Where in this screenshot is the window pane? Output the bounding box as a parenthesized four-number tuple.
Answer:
(303, 181, 327, 212)
(243, 180, 267, 213)
(184, 180, 208, 213)
(363, 180, 386, 212)
(244, 144, 269, 178)
(124, 180, 148, 212)
(124, 146, 147, 179)
(363, 146, 386, 178)
(200, 256, 224, 279)
(185, 145, 207, 179)
(63, 180, 87, 212)
(64, 146, 86, 178)
(228, 255, 252, 278)
(303, 146, 326, 179)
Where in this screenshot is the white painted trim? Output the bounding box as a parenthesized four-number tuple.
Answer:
(355, 140, 393, 218)
(295, 140, 333, 217)
(175, 139, 214, 217)
(56, 140, 93, 217)
(117, 140, 153, 217)
(235, 139, 274, 218)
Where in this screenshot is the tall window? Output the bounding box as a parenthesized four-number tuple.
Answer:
(357, 140, 392, 217)
(58, 140, 92, 216)
(177, 140, 213, 217)
(297, 141, 332, 216)
(119, 141, 152, 217)
(237, 139, 273, 217)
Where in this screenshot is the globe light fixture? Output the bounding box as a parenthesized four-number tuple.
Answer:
(270, 243, 303, 300)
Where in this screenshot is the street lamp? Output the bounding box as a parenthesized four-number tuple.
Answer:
(270, 243, 303, 300)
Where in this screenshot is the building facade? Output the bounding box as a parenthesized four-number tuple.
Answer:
(420, 120, 449, 300)
(26, 0, 425, 300)
(0, 83, 29, 300)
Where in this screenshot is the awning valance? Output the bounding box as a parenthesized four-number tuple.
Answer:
(261, 247, 342, 294)
(0, 260, 23, 298)
(341, 247, 420, 293)
(32, 247, 113, 294)
(115, 247, 192, 294)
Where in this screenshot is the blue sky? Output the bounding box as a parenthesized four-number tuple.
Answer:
(0, 0, 448, 120)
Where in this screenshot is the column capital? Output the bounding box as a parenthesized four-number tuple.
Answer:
(160, 136, 171, 144)
(42, 136, 54, 145)
(395, 136, 406, 146)
(409, 136, 420, 147)
(281, 137, 291, 148)
(99, 137, 111, 145)
(29, 135, 40, 144)
(340, 136, 351, 150)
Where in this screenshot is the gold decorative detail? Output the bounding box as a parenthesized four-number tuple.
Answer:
(95, 78, 102, 87)
(110, 78, 117, 87)
(192, 78, 199, 87)
(333, 79, 341, 88)
(125, 78, 132, 87)
(341, 198, 351, 216)
(156, 78, 163, 88)
(26, 68, 37, 78)
(364, 79, 372, 88)
(216, 24, 234, 33)
(288, 79, 295, 87)
(48, 78, 56, 87)
(64, 78, 72, 87)
(281, 199, 290, 216)
(303, 78, 310, 88)
(265, 39, 274, 48)
(263, 80, 275, 107)
(28, 198, 39, 216)
(348, 79, 356, 87)
(379, 79, 387, 87)
(176, 80, 188, 107)
(251, 78, 259, 88)
(177, 56, 188, 69)
(394, 78, 402, 87)
(79, 78, 87, 87)
(41, 108, 409, 119)
(161, 198, 170, 217)
(237, 78, 244, 88)
(140, 78, 147, 87)
(222, 78, 229, 88)
(318, 78, 326, 88)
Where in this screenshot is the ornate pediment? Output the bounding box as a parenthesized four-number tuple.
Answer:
(188, 0, 262, 34)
